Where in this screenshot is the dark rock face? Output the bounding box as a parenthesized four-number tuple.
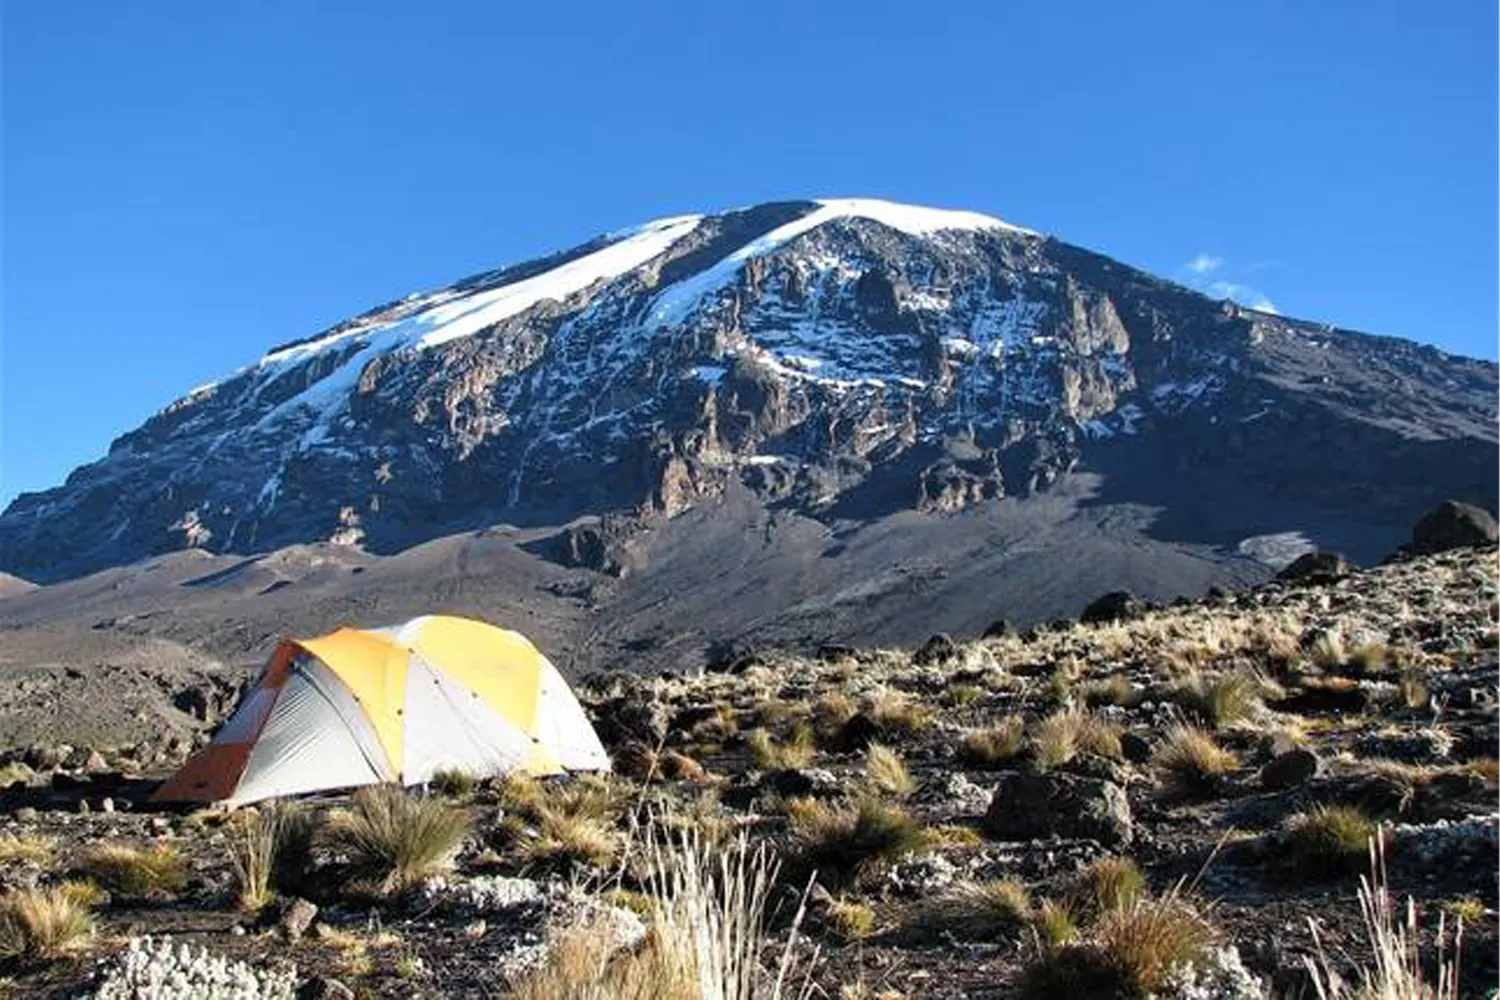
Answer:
(982, 770, 1132, 845)
(1407, 500, 1498, 555)
(0, 199, 1495, 583)
(1276, 551, 1352, 586)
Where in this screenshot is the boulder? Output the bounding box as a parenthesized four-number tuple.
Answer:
(983, 771, 1132, 846)
(1275, 551, 1351, 585)
(1408, 500, 1498, 555)
(1079, 591, 1143, 625)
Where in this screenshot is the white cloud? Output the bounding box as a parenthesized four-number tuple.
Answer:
(1186, 253, 1224, 275)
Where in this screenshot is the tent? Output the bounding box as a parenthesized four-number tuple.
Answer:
(154, 614, 610, 806)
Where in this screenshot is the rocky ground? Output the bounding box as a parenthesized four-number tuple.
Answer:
(0, 538, 1495, 998)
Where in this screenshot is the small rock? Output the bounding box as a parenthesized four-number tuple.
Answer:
(1259, 748, 1321, 790)
(298, 975, 356, 1000)
(1120, 733, 1154, 765)
(837, 713, 882, 751)
(100, 796, 116, 814)
(818, 643, 857, 662)
(760, 767, 842, 799)
(278, 898, 318, 942)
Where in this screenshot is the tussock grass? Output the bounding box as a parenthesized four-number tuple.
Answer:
(911, 879, 1032, 942)
(0, 885, 94, 960)
(502, 775, 628, 872)
(510, 827, 815, 1000)
(1171, 669, 1266, 729)
(1033, 899, 1079, 947)
(958, 717, 1025, 768)
(1081, 674, 1139, 708)
(826, 898, 876, 941)
(1152, 725, 1238, 800)
(1019, 893, 1218, 999)
(78, 842, 188, 897)
(1285, 805, 1379, 873)
(863, 743, 916, 800)
(1032, 708, 1123, 770)
(227, 800, 313, 912)
(864, 689, 936, 737)
(1066, 856, 1146, 921)
(747, 724, 817, 770)
(429, 768, 478, 796)
(791, 797, 928, 887)
(1306, 838, 1462, 1000)
(0, 834, 55, 865)
(326, 786, 469, 894)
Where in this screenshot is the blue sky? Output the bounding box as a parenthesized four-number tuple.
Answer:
(3, 1, 1496, 504)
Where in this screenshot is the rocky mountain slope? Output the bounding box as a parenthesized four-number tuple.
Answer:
(3, 199, 1495, 589)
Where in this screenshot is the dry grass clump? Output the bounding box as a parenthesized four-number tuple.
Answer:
(1305, 838, 1462, 1000)
(942, 684, 985, 708)
(500, 775, 629, 873)
(791, 797, 928, 887)
(746, 724, 817, 770)
(911, 879, 1032, 942)
(1285, 805, 1379, 873)
(1032, 708, 1123, 770)
(226, 799, 314, 912)
(864, 689, 936, 737)
(78, 842, 188, 897)
(813, 691, 857, 735)
(863, 743, 916, 799)
(326, 786, 470, 894)
(1019, 892, 1218, 999)
(1171, 669, 1266, 729)
(510, 828, 815, 1000)
(1065, 856, 1146, 921)
(1151, 725, 1238, 800)
(1397, 672, 1430, 711)
(429, 768, 478, 796)
(1081, 674, 1139, 708)
(826, 898, 876, 941)
(0, 834, 55, 865)
(0, 885, 95, 960)
(958, 717, 1025, 768)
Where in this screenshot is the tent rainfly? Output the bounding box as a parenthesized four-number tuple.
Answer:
(154, 614, 610, 806)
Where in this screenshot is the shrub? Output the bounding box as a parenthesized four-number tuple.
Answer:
(326, 786, 470, 893)
(792, 798, 928, 887)
(227, 800, 313, 912)
(78, 842, 188, 897)
(0, 885, 94, 960)
(746, 724, 816, 770)
(1152, 725, 1238, 800)
(958, 717, 1025, 768)
(864, 743, 916, 799)
(1285, 805, 1378, 873)
(912, 879, 1031, 941)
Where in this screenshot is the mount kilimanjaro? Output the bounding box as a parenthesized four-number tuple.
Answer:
(1, 198, 1495, 676)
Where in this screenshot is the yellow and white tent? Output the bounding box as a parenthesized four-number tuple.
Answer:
(155, 615, 609, 806)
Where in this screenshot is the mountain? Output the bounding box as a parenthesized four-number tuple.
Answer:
(0, 198, 1494, 674)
